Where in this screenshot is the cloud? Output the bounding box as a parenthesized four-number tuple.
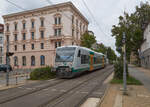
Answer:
(0, 0, 148, 55)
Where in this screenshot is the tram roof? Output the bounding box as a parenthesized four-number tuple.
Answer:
(57, 46, 105, 56)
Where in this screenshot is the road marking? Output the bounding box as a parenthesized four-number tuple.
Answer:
(47, 79, 56, 82)
(60, 89, 66, 92)
(137, 94, 150, 98)
(80, 91, 89, 94)
(26, 88, 33, 90)
(92, 92, 103, 95)
(51, 89, 57, 91)
(81, 98, 100, 107)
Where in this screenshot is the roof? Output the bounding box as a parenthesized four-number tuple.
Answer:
(57, 45, 104, 56)
(3, 2, 89, 24)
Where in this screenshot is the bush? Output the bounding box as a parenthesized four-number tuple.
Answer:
(30, 66, 56, 80)
(113, 60, 129, 79)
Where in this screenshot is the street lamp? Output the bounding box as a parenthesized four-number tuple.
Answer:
(122, 32, 127, 94)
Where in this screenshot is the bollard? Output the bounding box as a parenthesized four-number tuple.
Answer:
(16, 72, 18, 85)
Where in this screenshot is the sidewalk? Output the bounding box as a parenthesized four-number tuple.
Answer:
(129, 65, 150, 91)
(100, 65, 150, 107)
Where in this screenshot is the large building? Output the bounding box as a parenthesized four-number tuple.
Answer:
(140, 23, 150, 69)
(0, 24, 4, 64)
(3, 2, 88, 69)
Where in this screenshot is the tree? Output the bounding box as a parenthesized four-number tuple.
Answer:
(96, 43, 107, 54)
(111, 2, 150, 64)
(80, 31, 96, 48)
(107, 47, 117, 63)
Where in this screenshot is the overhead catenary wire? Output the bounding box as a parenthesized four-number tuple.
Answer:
(5, 0, 27, 11)
(82, 0, 109, 37)
(4, 0, 72, 34)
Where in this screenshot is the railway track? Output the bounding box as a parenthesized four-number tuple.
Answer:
(0, 79, 67, 104)
(40, 66, 113, 107)
(0, 65, 113, 107)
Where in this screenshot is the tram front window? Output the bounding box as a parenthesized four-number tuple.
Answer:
(55, 47, 76, 62)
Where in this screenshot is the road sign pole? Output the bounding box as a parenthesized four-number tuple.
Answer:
(6, 35, 9, 86)
(123, 32, 127, 94)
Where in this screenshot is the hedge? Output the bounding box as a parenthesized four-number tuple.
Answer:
(30, 66, 56, 80)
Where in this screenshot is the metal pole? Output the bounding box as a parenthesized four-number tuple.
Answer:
(123, 32, 127, 94)
(6, 35, 9, 86)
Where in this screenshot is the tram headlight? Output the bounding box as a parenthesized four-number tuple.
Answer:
(66, 68, 71, 72)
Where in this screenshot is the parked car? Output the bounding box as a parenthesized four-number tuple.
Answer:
(0, 64, 12, 72)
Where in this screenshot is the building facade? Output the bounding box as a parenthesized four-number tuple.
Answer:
(3, 2, 88, 69)
(0, 24, 4, 64)
(140, 24, 150, 69)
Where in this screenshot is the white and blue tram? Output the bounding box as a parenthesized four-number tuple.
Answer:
(52, 46, 107, 78)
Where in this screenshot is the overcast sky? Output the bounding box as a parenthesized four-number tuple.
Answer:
(0, 0, 148, 54)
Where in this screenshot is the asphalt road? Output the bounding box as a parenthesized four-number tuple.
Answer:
(0, 65, 113, 107)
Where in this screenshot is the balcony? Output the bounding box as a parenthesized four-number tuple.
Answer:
(50, 35, 64, 41)
(13, 30, 19, 34)
(5, 31, 10, 35)
(53, 24, 63, 29)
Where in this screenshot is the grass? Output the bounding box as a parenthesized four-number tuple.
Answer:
(111, 76, 142, 85)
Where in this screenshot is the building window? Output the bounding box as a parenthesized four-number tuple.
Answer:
(23, 23, 26, 29)
(31, 56, 35, 66)
(40, 31, 44, 39)
(76, 19, 78, 27)
(0, 37, 3, 44)
(41, 20, 44, 27)
(0, 57, 2, 64)
(72, 42, 74, 45)
(40, 55, 45, 66)
(23, 33, 26, 40)
(31, 44, 34, 50)
(14, 45, 17, 51)
(72, 15, 74, 24)
(23, 44, 26, 51)
(41, 43, 44, 49)
(31, 32, 34, 40)
(55, 41, 61, 48)
(22, 56, 26, 66)
(14, 56, 18, 66)
(14, 23, 17, 31)
(31, 21, 34, 28)
(14, 34, 18, 41)
(72, 29, 74, 37)
(54, 17, 61, 24)
(0, 46, 3, 53)
(54, 28, 61, 36)
(6, 25, 9, 31)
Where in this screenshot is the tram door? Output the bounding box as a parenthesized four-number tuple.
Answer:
(90, 54, 94, 71)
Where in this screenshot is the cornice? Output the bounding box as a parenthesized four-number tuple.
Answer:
(3, 2, 89, 24)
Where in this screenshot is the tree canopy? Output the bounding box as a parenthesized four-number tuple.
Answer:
(80, 31, 96, 48)
(111, 2, 150, 62)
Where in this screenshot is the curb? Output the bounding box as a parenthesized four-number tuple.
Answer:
(98, 84, 110, 107)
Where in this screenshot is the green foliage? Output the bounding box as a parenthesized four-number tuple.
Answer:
(80, 31, 96, 48)
(30, 66, 56, 80)
(95, 43, 107, 54)
(114, 60, 129, 79)
(107, 47, 117, 63)
(95, 43, 117, 63)
(111, 76, 142, 85)
(111, 2, 150, 63)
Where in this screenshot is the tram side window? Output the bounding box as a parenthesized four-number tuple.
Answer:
(94, 57, 101, 64)
(81, 55, 89, 64)
(78, 50, 81, 57)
